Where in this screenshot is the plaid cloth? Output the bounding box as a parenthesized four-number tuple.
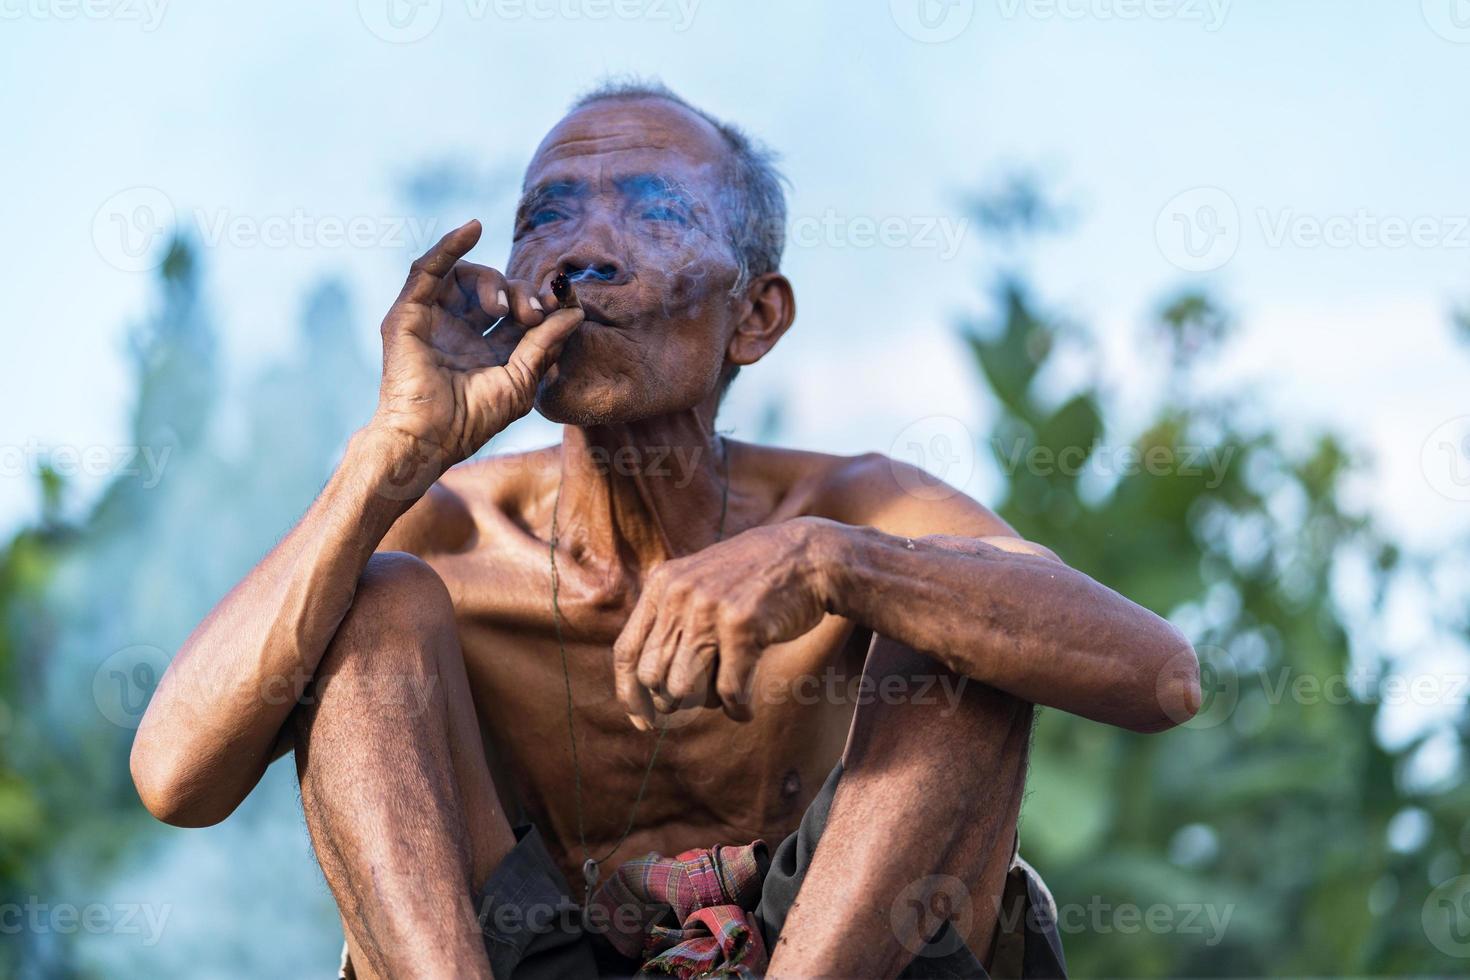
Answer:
(588, 841, 770, 978)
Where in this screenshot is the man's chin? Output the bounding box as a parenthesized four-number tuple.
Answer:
(534, 369, 646, 427)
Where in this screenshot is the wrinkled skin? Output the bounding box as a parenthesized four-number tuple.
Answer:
(508, 98, 752, 426)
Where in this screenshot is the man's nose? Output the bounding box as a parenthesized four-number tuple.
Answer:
(556, 255, 626, 286)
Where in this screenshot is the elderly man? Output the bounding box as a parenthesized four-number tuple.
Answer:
(131, 81, 1200, 979)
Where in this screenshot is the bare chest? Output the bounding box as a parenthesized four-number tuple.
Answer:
(428, 547, 868, 870)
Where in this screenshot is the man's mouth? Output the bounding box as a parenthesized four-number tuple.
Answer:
(549, 268, 625, 328)
(577, 298, 622, 328)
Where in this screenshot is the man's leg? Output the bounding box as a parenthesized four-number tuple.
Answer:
(292, 552, 515, 980)
(766, 634, 1034, 978)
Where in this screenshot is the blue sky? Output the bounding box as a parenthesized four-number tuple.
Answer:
(3, 0, 1468, 554)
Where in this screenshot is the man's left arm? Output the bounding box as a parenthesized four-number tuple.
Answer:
(614, 453, 1201, 733)
(814, 520, 1200, 732)
(807, 452, 1202, 733)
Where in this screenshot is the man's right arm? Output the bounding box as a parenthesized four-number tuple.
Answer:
(130, 426, 430, 826)
(129, 218, 583, 826)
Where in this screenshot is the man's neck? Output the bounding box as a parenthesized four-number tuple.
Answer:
(555, 408, 729, 572)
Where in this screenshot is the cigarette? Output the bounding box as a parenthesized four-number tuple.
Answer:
(551, 272, 580, 309)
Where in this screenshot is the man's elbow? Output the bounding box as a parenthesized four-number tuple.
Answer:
(1127, 628, 1202, 734)
(130, 738, 234, 828)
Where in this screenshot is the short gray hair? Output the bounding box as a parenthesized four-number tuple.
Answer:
(569, 78, 787, 295)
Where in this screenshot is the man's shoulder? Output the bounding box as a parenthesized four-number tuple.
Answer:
(743, 441, 1013, 539)
(736, 443, 946, 527)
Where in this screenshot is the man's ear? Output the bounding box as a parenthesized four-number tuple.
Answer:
(727, 272, 795, 366)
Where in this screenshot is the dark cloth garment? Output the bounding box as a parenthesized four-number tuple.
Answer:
(339, 762, 1067, 979)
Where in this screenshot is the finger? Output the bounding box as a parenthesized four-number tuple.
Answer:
(637, 618, 683, 713)
(715, 630, 759, 722)
(618, 665, 658, 733)
(438, 262, 509, 324)
(614, 598, 660, 731)
(397, 219, 482, 305)
(505, 308, 584, 379)
(506, 279, 546, 328)
(664, 638, 718, 708)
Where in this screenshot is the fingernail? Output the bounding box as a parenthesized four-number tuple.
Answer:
(529, 297, 544, 312)
(496, 289, 508, 310)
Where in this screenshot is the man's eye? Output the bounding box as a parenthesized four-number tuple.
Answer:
(642, 205, 688, 224)
(528, 208, 565, 229)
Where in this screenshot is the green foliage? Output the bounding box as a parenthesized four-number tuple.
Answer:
(970, 245, 1469, 972)
(0, 236, 369, 977)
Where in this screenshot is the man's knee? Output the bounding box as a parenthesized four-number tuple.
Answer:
(332, 551, 456, 662)
(846, 634, 1033, 773)
(297, 552, 455, 732)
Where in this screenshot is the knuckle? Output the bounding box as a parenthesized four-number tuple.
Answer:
(724, 596, 758, 625)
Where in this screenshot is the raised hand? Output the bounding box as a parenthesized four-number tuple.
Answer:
(371, 219, 583, 471)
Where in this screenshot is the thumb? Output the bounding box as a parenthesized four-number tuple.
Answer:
(506, 307, 585, 380)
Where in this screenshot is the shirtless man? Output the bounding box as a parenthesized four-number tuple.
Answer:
(130, 81, 1201, 979)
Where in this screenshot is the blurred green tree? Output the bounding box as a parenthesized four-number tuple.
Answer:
(0, 236, 372, 977)
(964, 181, 1470, 976)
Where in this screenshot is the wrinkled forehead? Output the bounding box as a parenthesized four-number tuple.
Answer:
(523, 97, 731, 199)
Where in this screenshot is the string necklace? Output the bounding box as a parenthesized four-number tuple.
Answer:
(549, 435, 730, 908)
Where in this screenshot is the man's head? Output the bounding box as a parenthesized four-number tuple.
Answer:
(505, 80, 794, 426)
